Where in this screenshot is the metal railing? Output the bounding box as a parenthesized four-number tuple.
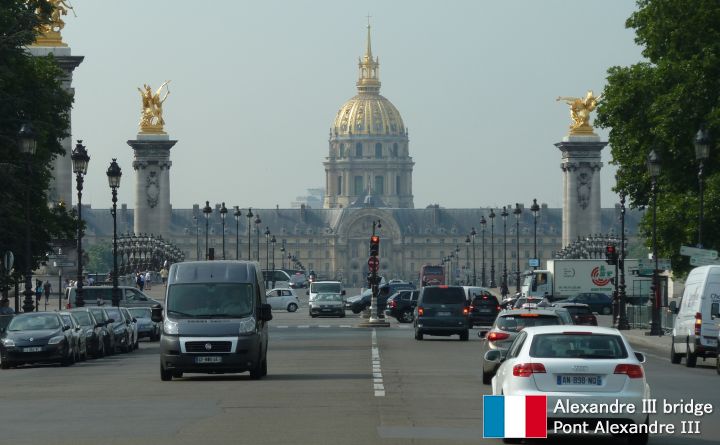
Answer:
(625, 305, 674, 333)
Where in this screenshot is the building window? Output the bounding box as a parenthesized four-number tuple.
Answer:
(396, 175, 401, 195)
(337, 176, 342, 195)
(339, 143, 345, 158)
(354, 176, 363, 195)
(374, 176, 384, 194)
(393, 143, 398, 157)
(375, 143, 382, 158)
(355, 143, 363, 157)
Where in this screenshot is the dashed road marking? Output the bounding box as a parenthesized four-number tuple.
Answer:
(371, 329, 385, 397)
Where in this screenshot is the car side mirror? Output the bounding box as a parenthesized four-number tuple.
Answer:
(75, 327, 81, 332)
(341, 290, 346, 295)
(478, 330, 488, 338)
(258, 303, 273, 322)
(107, 318, 115, 324)
(669, 300, 678, 314)
(634, 352, 646, 364)
(95, 323, 103, 329)
(711, 302, 720, 319)
(63, 325, 71, 331)
(484, 349, 504, 363)
(150, 304, 163, 323)
(132, 317, 137, 323)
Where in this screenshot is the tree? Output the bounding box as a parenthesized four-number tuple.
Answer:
(85, 243, 113, 276)
(596, 0, 720, 277)
(0, 0, 77, 289)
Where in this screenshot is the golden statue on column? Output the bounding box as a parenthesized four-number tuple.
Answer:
(137, 81, 171, 134)
(556, 90, 603, 135)
(31, 0, 76, 47)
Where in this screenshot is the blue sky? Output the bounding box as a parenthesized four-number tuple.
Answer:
(61, 0, 643, 210)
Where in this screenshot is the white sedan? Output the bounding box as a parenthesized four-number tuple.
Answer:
(266, 288, 300, 312)
(485, 325, 651, 445)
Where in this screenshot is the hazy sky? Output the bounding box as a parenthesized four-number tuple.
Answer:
(60, 0, 643, 210)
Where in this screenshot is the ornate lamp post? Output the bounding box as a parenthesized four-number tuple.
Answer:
(694, 128, 710, 248)
(501, 206, 509, 297)
(246, 208, 253, 260)
(219, 202, 228, 259)
(233, 206, 242, 260)
(617, 177, 630, 330)
(513, 203, 522, 294)
(464, 236, 470, 285)
(530, 198, 540, 268)
(107, 159, 122, 306)
(647, 150, 662, 336)
(480, 216, 487, 287)
(470, 227, 477, 286)
(70, 140, 89, 308)
(18, 124, 36, 312)
(264, 227, 271, 273)
(254, 213, 262, 261)
(454, 245, 460, 285)
(281, 243, 286, 269)
(271, 235, 277, 271)
(489, 209, 496, 288)
(203, 201, 212, 259)
(193, 215, 199, 260)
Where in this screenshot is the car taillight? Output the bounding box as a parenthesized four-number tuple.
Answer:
(469, 305, 475, 311)
(66, 303, 72, 309)
(513, 363, 546, 377)
(487, 331, 510, 341)
(496, 305, 501, 311)
(614, 364, 644, 378)
(463, 307, 469, 315)
(418, 307, 424, 316)
(390, 300, 397, 308)
(695, 312, 702, 336)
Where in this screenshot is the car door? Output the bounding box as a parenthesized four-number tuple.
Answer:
(493, 331, 528, 394)
(266, 290, 283, 309)
(124, 288, 152, 307)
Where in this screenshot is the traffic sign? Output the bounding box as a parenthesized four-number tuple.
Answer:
(680, 245, 718, 259)
(367, 257, 379, 272)
(528, 258, 539, 267)
(690, 256, 720, 267)
(53, 261, 75, 268)
(637, 258, 671, 273)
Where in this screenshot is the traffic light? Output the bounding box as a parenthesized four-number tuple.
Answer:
(605, 244, 617, 265)
(370, 235, 380, 257)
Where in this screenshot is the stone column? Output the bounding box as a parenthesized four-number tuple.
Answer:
(127, 134, 177, 238)
(27, 46, 83, 207)
(556, 134, 608, 247)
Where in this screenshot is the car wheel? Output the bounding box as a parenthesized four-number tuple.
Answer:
(61, 350, 73, 367)
(261, 357, 268, 377)
(601, 306, 612, 315)
(97, 340, 105, 358)
(670, 338, 681, 364)
(352, 308, 360, 314)
(160, 364, 173, 381)
(482, 369, 493, 385)
(1, 360, 10, 370)
(287, 303, 298, 312)
(172, 371, 183, 378)
(81, 345, 88, 361)
(250, 355, 263, 380)
(414, 329, 423, 341)
(339, 312, 346, 318)
(459, 330, 469, 341)
(685, 341, 697, 368)
(400, 310, 414, 323)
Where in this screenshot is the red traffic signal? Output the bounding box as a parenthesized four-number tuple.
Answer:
(370, 235, 380, 257)
(605, 245, 617, 265)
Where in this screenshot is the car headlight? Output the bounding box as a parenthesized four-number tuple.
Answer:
(238, 317, 256, 335)
(48, 336, 65, 345)
(2, 338, 15, 347)
(163, 318, 179, 335)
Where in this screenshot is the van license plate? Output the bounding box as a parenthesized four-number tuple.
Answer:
(195, 356, 222, 364)
(23, 347, 42, 353)
(557, 375, 602, 385)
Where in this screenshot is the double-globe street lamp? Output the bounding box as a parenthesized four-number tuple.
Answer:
(647, 150, 663, 336)
(106, 159, 122, 306)
(694, 128, 710, 249)
(219, 202, 228, 259)
(203, 201, 212, 259)
(514, 203, 522, 294)
(71, 141, 90, 308)
(18, 124, 36, 312)
(271, 235, 277, 271)
(234, 206, 242, 260)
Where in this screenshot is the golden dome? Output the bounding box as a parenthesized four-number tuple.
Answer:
(331, 24, 405, 137)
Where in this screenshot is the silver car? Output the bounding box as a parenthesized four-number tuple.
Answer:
(309, 293, 345, 318)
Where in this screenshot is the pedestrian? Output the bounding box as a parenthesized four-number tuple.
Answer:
(43, 280, 52, 303)
(87, 275, 95, 286)
(160, 266, 169, 287)
(144, 271, 152, 290)
(136, 272, 145, 291)
(0, 299, 14, 315)
(34, 280, 42, 310)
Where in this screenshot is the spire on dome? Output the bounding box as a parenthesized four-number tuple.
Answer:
(357, 21, 380, 94)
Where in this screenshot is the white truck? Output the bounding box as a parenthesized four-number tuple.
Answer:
(521, 259, 653, 303)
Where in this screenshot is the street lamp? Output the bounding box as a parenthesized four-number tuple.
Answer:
(617, 176, 630, 330)
(470, 228, 477, 286)
(203, 201, 212, 260)
(480, 216, 487, 287)
(530, 198, 540, 268)
(264, 227, 271, 274)
(193, 215, 199, 260)
(246, 208, 253, 260)
(489, 209, 496, 288)
(233, 206, 242, 260)
(271, 235, 277, 271)
(106, 159, 122, 306)
(501, 206, 509, 297)
(647, 150, 662, 336)
(464, 236, 470, 285)
(18, 124, 36, 312)
(254, 213, 262, 261)
(694, 128, 710, 249)
(70, 140, 89, 308)
(281, 243, 286, 269)
(513, 203, 522, 294)
(454, 245, 460, 286)
(219, 202, 228, 259)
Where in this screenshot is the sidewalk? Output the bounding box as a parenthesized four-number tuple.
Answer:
(597, 314, 671, 354)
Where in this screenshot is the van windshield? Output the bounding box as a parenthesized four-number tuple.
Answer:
(311, 283, 342, 293)
(166, 283, 254, 318)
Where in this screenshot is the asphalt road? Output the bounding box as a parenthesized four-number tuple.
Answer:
(2, 304, 719, 445)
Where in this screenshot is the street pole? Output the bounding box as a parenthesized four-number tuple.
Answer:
(107, 159, 122, 307)
(246, 208, 253, 260)
(695, 128, 710, 248)
(647, 150, 662, 336)
(465, 237, 470, 285)
(220, 202, 227, 260)
(501, 206, 508, 298)
(471, 227, 477, 286)
(255, 214, 262, 261)
(617, 185, 630, 330)
(194, 215, 199, 260)
(203, 201, 212, 260)
(489, 209, 496, 288)
(70, 140, 89, 308)
(514, 203, 522, 294)
(530, 199, 539, 269)
(234, 206, 242, 260)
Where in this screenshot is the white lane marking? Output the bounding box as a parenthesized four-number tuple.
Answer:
(340, 325, 352, 328)
(371, 329, 385, 397)
(276, 326, 289, 329)
(298, 325, 309, 329)
(319, 325, 331, 328)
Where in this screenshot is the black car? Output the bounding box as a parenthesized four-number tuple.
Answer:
(70, 308, 107, 357)
(89, 307, 117, 355)
(563, 292, 613, 315)
(348, 282, 416, 314)
(0, 312, 75, 368)
(385, 290, 419, 323)
(468, 293, 500, 327)
(414, 286, 470, 341)
(102, 306, 133, 353)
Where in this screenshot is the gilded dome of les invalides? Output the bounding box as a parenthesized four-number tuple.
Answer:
(332, 25, 405, 137)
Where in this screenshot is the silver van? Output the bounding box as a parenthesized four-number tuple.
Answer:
(152, 261, 272, 381)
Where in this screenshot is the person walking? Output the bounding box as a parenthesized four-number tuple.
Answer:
(160, 267, 169, 287)
(34, 280, 43, 311)
(43, 280, 52, 304)
(0, 299, 14, 314)
(144, 271, 152, 290)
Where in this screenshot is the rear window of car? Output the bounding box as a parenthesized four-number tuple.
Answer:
(421, 287, 466, 304)
(71, 311, 93, 326)
(472, 295, 497, 305)
(311, 283, 342, 293)
(529, 333, 628, 359)
(565, 306, 592, 317)
(495, 314, 562, 332)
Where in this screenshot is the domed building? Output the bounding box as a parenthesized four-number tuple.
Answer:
(323, 25, 414, 209)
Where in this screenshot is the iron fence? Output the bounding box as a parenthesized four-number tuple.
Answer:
(625, 305, 674, 333)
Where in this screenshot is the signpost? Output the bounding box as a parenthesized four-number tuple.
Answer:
(689, 256, 720, 267)
(528, 258, 539, 268)
(637, 258, 671, 275)
(680, 245, 718, 259)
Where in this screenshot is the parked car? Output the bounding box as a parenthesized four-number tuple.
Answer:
(65, 285, 163, 309)
(120, 307, 139, 350)
(468, 292, 501, 327)
(309, 293, 346, 318)
(59, 311, 88, 362)
(0, 312, 76, 368)
(552, 302, 598, 326)
(88, 307, 117, 355)
(561, 292, 613, 315)
(479, 307, 572, 384)
(102, 307, 133, 353)
(266, 288, 300, 312)
(385, 290, 420, 323)
(69, 308, 107, 357)
(413, 285, 470, 341)
(128, 307, 160, 341)
(0, 314, 14, 333)
(485, 326, 650, 445)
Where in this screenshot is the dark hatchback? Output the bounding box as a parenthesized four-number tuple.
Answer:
(0, 312, 75, 368)
(414, 286, 469, 341)
(562, 292, 613, 315)
(552, 302, 598, 325)
(385, 290, 420, 323)
(70, 308, 108, 357)
(468, 293, 501, 327)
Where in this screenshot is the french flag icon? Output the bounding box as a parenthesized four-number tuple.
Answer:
(483, 395, 547, 438)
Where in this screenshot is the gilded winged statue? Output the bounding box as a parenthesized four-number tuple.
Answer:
(138, 81, 171, 133)
(556, 90, 602, 135)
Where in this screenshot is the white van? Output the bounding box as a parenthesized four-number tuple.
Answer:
(670, 265, 720, 367)
(306, 281, 345, 303)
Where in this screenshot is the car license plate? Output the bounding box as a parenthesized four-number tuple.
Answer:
(557, 375, 602, 385)
(322, 308, 333, 311)
(195, 356, 222, 364)
(23, 347, 42, 353)
(437, 311, 451, 316)
(478, 308, 492, 313)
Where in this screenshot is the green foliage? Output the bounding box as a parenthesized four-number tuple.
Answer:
(596, 0, 720, 277)
(0, 0, 76, 277)
(86, 243, 113, 275)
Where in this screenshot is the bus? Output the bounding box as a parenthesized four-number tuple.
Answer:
(420, 265, 445, 286)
